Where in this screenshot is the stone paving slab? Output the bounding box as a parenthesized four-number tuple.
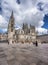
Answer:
(0, 59, 8, 65)
(0, 47, 8, 65)
(0, 43, 48, 65)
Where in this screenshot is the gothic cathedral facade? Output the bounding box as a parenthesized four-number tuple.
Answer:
(8, 11, 36, 44)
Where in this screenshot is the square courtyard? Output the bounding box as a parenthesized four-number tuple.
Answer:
(0, 43, 48, 65)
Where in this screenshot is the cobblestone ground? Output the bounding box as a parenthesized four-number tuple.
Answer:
(0, 43, 48, 65)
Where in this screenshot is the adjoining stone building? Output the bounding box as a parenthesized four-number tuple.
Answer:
(8, 11, 36, 44)
(37, 34, 48, 43)
(0, 33, 8, 42)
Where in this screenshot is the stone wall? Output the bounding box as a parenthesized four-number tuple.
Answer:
(0, 33, 8, 41)
(37, 34, 48, 43)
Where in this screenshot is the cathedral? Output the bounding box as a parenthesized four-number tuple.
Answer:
(8, 11, 36, 44)
(0, 12, 48, 44)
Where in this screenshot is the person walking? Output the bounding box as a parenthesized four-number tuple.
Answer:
(36, 41, 38, 46)
(8, 41, 9, 45)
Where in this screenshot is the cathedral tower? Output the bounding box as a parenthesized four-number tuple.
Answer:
(8, 11, 15, 44)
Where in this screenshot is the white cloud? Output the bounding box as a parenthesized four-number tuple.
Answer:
(37, 0, 48, 14)
(36, 27, 48, 35)
(0, 15, 8, 28)
(39, 0, 48, 3)
(2, 28, 7, 32)
(0, 0, 48, 34)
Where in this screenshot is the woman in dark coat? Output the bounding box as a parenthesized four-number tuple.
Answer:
(8, 41, 9, 45)
(36, 41, 38, 46)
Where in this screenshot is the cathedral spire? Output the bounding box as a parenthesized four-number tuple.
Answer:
(8, 11, 15, 32)
(10, 11, 14, 19)
(9, 11, 14, 23)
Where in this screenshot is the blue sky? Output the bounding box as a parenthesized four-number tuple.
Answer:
(43, 14, 48, 29)
(0, 0, 48, 35)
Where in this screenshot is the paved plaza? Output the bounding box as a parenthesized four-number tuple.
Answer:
(0, 43, 48, 65)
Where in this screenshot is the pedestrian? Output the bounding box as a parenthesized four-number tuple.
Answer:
(8, 41, 9, 45)
(36, 41, 38, 46)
